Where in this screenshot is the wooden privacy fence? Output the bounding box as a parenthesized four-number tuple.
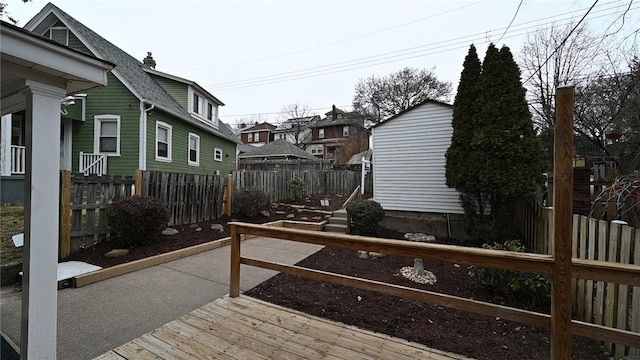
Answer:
(521, 208, 640, 357)
(141, 171, 225, 227)
(232, 169, 360, 204)
(238, 159, 334, 171)
(59, 171, 135, 257)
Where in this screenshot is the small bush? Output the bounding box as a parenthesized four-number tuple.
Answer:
(289, 176, 306, 201)
(105, 195, 170, 247)
(234, 187, 270, 217)
(345, 200, 385, 236)
(469, 240, 550, 305)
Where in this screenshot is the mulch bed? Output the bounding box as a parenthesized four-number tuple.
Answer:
(245, 227, 609, 360)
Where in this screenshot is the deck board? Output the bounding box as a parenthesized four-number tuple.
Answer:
(97, 296, 472, 360)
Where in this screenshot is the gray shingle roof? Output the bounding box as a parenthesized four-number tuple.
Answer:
(238, 139, 318, 160)
(30, 3, 240, 144)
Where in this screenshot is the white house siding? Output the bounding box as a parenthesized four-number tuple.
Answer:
(372, 102, 464, 214)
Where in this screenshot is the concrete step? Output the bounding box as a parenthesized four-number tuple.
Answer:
(324, 223, 348, 233)
(329, 217, 348, 226)
(332, 209, 348, 219)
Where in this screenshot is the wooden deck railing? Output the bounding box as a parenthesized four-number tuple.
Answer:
(10, 145, 25, 174)
(79, 151, 107, 176)
(229, 221, 640, 358)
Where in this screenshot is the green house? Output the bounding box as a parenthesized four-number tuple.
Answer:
(2, 2, 239, 183)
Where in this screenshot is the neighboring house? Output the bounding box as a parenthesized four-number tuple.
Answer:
(238, 139, 319, 161)
(371, 99, 466, 239)
(1, 19, 113, 358)
(239, 122, 277, 147)
(1, 3, 239, 189)
(307, 105, 364, 161)
(271, 115, 320, 146)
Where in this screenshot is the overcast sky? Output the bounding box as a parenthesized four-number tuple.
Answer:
(6, 0, 638, 126)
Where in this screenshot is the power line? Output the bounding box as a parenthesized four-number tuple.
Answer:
(497, 0, 524, 44)
(207, 2, 630, 91)
(178, 1, 488, 72)
(522, 0, 601, 85)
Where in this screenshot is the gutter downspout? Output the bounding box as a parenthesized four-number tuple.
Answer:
(139, 100, 154, 171)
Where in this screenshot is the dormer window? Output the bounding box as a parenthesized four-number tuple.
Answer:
(188, 88, 218, 127)
(49, 27, 69, 46)
(193, 93, 203, 115)
(319, 128, 325, 139)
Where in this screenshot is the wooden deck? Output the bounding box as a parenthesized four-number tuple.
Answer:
(94, 295, 471, 360)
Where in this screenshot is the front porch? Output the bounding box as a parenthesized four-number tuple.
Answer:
(96, 295, 468, 360)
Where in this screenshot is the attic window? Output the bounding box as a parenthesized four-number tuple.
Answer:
(49, 27, 69, 46)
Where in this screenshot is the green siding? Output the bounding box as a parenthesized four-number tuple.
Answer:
(151, 76, 189, 109)
(72, 72, 140, 175)
(67, 31, 92, 55)
(146, 111, 237, 175)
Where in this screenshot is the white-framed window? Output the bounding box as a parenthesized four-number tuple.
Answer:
(193, 93, 203, 115)
(155, 121, 172, 162)
(247, 133, 253, 142)
(311, 144, 324, 154)
(253, 132, 260, 142)
(318, 128, 325, 139)
(343, 126, 349, 137)
(93, 115, 120, 155)
(214, 148, 223, 162)
(49, 27, 68, 45)
(188, 133, 200, 166)
(207, 103, 214, 121)
(188, 87, 219, 127)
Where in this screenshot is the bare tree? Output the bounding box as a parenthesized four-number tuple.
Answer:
(352, 67, 452, 124)
(279, 102, 317, 146)
(519, 22, 600, 130)
(233, 114, 268, 130)
(1, 0, 29, 24)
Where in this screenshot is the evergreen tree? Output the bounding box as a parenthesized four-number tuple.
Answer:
(446, 44, 546, 241)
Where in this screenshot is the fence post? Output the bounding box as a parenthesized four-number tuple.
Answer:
(135, 169, 142, 195)
(225, 174, 233, 216)
(59, 170, 72, 258)
(551, 85, 574, 360)
(230, 223, 240, 297)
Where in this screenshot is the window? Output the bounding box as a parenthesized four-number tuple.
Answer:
(188, 133, 200, 165)
(318, 128, 325, 139)
(253, 132, 260, 142)
(192, 93, 203, 115)
(207, 103, 214, 121)
(94, 115, 120, 155)
(311, 144, 324, 154)
(247, 133, 253, 142)
(49, 27, 68, 45)
(214, 148, 223, 162)
(343, 126, 349, 137)
(155, 121, 172, 162)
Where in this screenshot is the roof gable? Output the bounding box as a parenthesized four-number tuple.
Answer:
(372, 99, 452, 129)
(241, 122, 277, 133)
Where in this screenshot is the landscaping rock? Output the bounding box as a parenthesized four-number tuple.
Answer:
(300, 216, 309, 221)
(211, 224, 224, 232)
(189, 223, 199, 229)
(275, 211, 286, 215)
(105, 249, 130, 258)
(286, 214, 295, 219)
(312, 216, 322, 221)
(357, 250, 369, 259)
(162, 228, 179, 236)
(260, 210, 271, 217)
(368, 252, 385, 259)
(195, 227, 202, 232)
(403, 233, 436, 242)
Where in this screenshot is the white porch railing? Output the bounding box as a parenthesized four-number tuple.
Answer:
(79, 151, 107, 176)
(11, 145, 25, 174)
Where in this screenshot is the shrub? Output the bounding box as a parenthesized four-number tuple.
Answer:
(289, 176, 306, 201)
(105, 195, 170, 247)
(234, 187, 269, 217)
(345, 200, 385, 236)
(469, 240, 550, 305)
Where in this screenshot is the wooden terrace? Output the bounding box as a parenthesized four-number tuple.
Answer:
(95, 295, 469, 360)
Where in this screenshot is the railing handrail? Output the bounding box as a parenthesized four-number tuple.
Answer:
(10, 145, 26, 174)
(79, 152, 107, 176)
(228, 221, 640, 351)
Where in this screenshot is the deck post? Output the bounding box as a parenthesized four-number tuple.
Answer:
(60, 170, 72, 258)
(551, 85, 574, 359)
(230, 223, 240, 297)
(135, 169, 143, 195)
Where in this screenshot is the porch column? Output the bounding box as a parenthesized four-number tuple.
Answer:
(20, 80, 66, 360)
(0, 114, 11, 176)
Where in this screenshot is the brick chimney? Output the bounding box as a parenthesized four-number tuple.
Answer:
(332, 104, 337, 121)
(143, 52, 156, 69)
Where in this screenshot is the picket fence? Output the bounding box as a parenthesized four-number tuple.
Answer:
(232, 169, 360, 205)
(523, 208, 640, 357)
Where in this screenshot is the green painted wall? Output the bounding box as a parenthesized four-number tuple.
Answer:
(68, 31, 91, 55)
(146, 111, 237, 175)
(151, 76, 188, 109)
(71, 72, 140, 175)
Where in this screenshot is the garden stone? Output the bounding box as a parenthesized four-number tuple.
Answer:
(162, 228, 179, 236)
(404, 232, 435, 276)
(286, 214, 295, 219)
(368, 252, 385, 259)
(211, 224, 224, 232)
(260, 210, 271, 217)
(105, 249, 129, 258)
(357, 250, 369, 259)
(189, 223, 199, 229)
(195, 227, 202, 232)
(312, 216, 322, 221)
(275, 211, 286, 215)
(300, 216, 309, 221)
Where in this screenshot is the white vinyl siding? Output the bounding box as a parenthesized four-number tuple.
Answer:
(155, 121, 172, 162)
(372, 102, 463, 214)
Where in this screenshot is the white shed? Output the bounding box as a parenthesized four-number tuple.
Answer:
(372, 100, 463, 215)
